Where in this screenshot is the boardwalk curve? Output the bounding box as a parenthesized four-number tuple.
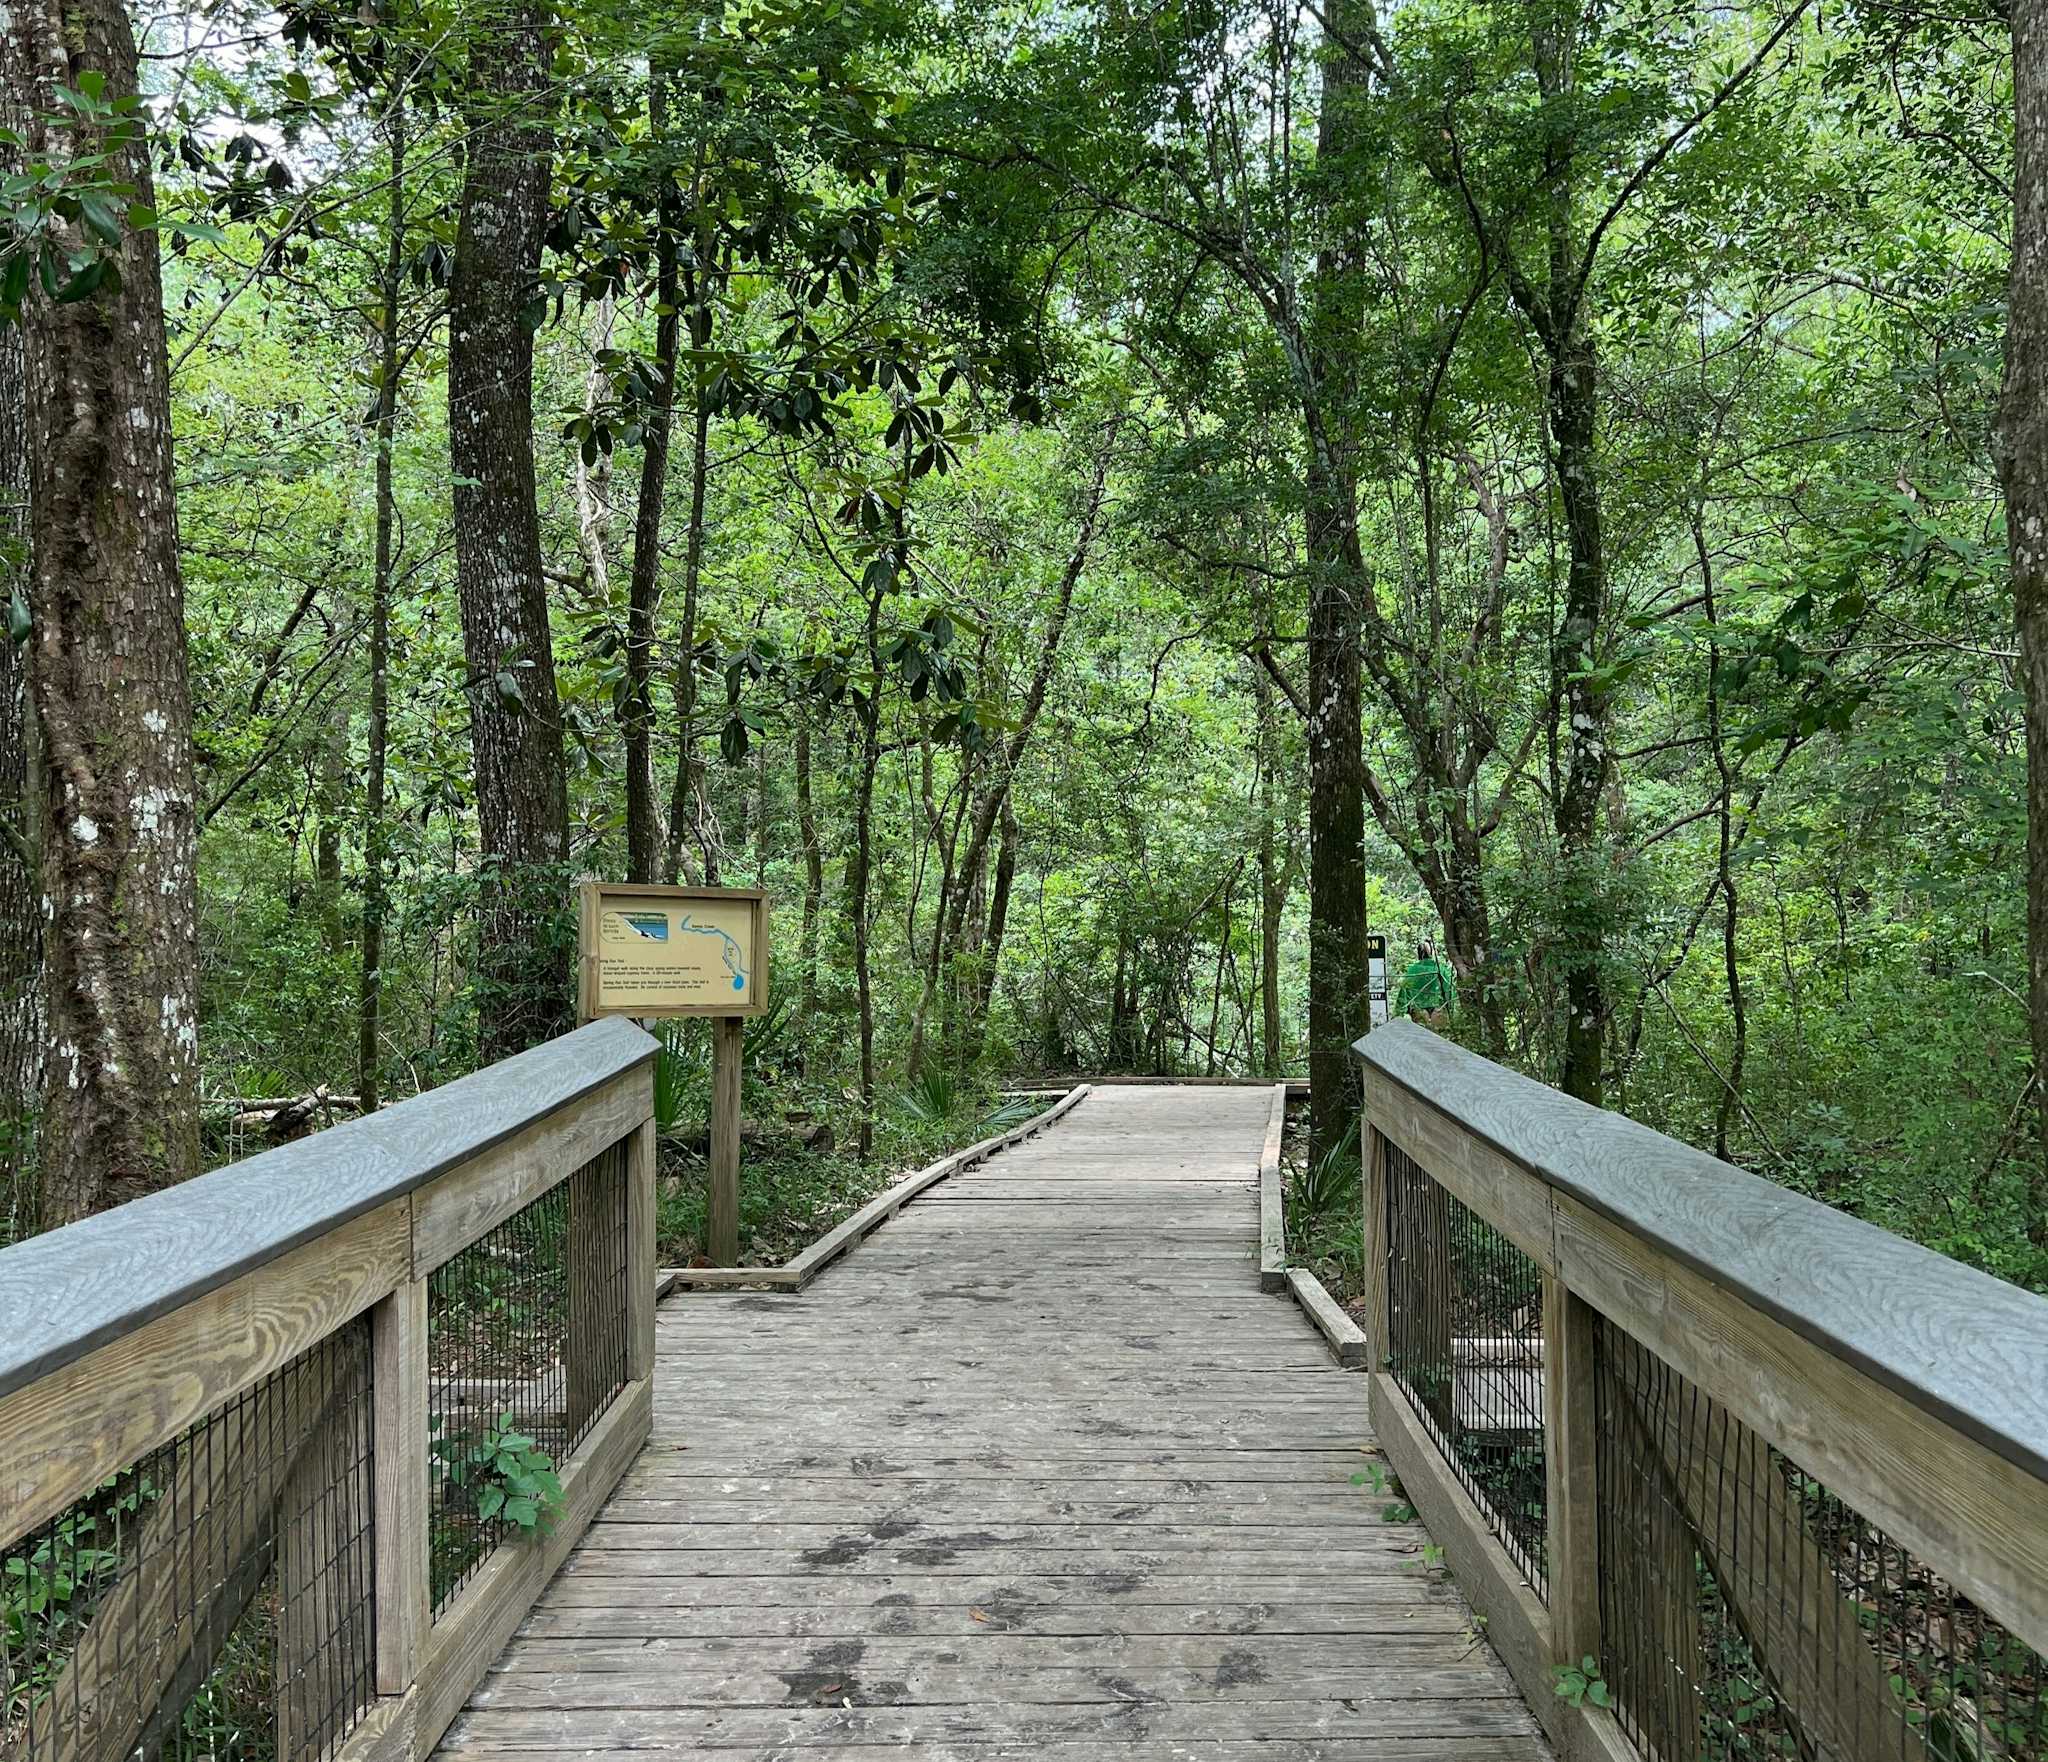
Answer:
(441, 1083, 1551, 1759)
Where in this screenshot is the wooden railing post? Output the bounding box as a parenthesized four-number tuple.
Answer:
(371, 1274, 429, 1696)
(1541, 1275, 1601, 1670)
(627, 1114, 657, 1381)
(1361, 1117, 1389, 1371)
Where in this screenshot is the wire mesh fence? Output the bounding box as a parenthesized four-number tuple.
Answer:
(426, 1136, 631, 1615)
(1593, 1317, 2048, 1762)
(0, 1318, 377, 1762)
(1381, 1138, 1548, 1593)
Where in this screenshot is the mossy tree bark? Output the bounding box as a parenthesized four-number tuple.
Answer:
(448, 0, 573, 1059)
(15, 0, 202, 1221)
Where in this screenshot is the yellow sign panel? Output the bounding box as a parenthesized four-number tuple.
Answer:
(577, 883, 769, 1018)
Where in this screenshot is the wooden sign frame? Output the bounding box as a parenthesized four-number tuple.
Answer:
(577, 882, 771, 1021)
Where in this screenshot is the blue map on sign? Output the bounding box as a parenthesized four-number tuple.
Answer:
(675, 913, 749, 992)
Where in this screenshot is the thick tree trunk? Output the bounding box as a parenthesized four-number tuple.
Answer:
(0, 30, 40, 1235)
(1302, 473, 1368, 1157)
(1298, 4, 1371, 1159)
(448, 0, 572, 1060)
(625, 67, 678, 883)
(17, 0, 201, 1223)
(358, 102, 404, 1113)
(0, 156, 39, 1235)
(2000, 0, 2048, 1253)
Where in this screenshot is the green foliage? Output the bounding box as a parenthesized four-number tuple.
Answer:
(1553, 1657, 1614, 1711)
(431, 1413, 564, 1536)
(652, 1021, 696, 1137)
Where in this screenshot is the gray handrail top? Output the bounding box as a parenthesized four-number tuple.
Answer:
(0, 1017, 657, 1401)
(1357, 1019, 2048, 1486)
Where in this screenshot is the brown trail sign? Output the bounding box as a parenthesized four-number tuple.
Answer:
(578, 884, 769, 1266)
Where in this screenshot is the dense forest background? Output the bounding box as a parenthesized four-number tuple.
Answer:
(1, 0, 2041, 1290)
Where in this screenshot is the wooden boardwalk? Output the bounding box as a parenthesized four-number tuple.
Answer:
(440, 1084, 1550, 1760)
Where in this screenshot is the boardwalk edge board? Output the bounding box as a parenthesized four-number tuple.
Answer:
(661, 1082, 1094, 1296)
(1285, 1266, 1366, 1368)
(1257, 1081, 1287, 1293)
(1255, 1081, 1367, 1370)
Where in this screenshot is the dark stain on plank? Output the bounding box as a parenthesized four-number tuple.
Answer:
(897, 1530, 1005, 1565)
(1211, 1647, 1268, 1689)
(799, 1533, 873, 1568)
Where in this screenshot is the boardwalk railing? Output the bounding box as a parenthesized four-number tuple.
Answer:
(0, 1017, 657, 1762)
(1357, 1020, 2048, 1762)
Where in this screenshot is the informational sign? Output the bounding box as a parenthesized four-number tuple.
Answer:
(1367, 933, 1390, 1030)
(578, 883, 770, 1019)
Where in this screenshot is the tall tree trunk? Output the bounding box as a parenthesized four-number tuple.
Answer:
(1549, 329, 1611, 1104)
(448, 0, 571, 1060)
(314, 688, 347, 953)
(848, 583, 885, 1160)
(1441, 814, 1506, 1059)
(795, 703, 823, 1022)
(18, 0, 201, 1221)
(935, 426, 1111, 966)
(961, 793, 1018, 1070)
(359, 100, 404, 1114)
(623, 65, 680, 884)
(1253, 658, 1286, 1077)
(1298, 6, 1371, 1160)
(573, 299, 615, 602)
(0, 63, 40, 1233)
(1528, 14, 1612, 1106)
(2000, 0, 2048, 1252)
(663, 395, 714, 883)
(1694, 510, 1745, 1159)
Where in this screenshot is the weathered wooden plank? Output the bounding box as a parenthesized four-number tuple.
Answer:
(1540, 1277, 1599, 1668)
(374, 1277, 431, 1694)
(435, 1742, 1543, 1762)
(1362, 1063, 1556, 1273)
(0, 1194, 410, 1545)
(1283, 1268, 1364, 1367)
(512, 1597, 1475, 1639)
(0, 1017, 655, 1402)
(1258, 1082, 1287, 1292)
(410, 1066, 648, 1274)
(438, 1699, 1542, 1750)
(626, 1118, 658, 1381)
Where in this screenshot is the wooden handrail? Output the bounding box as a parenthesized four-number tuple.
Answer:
(0, 1020, 659, 1762)
(1353, 1020, 2048, 1762)
(1359, 1020, 2048, 1484)
(0, 1016, 655, 1401)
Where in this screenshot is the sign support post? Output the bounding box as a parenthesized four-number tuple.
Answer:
(578, 882, 769, 1269)
(709, 1015, 744, 1265)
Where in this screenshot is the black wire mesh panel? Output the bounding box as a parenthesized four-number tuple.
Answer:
(1381, 1137, 1548, 1592)
(0, 1318, 377, 1762)
(426, 1137, 631, 1615)
(1593, 1318, 2048, 1762)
